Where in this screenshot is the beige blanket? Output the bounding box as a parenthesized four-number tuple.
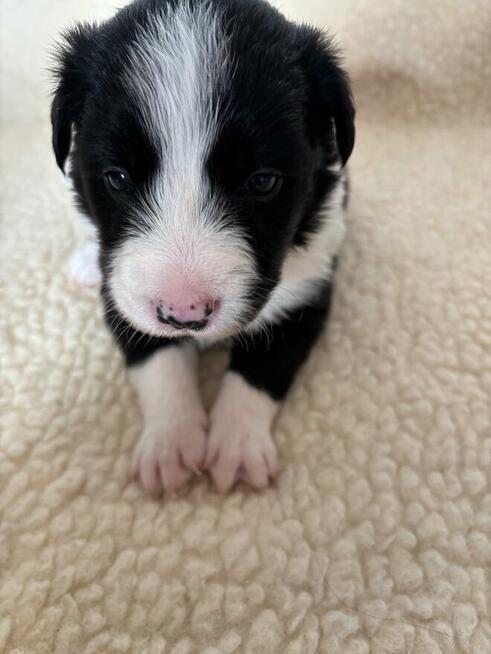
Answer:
(1, 0, 490, 652)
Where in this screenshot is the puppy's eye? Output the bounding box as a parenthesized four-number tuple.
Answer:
(103, 168, 129, 192)
(248, 171, 282, 199)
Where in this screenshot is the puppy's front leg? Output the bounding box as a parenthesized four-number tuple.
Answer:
(130, 343, 208, 493)
(206, 282, 333, 491)
(205, 372, 279, 491)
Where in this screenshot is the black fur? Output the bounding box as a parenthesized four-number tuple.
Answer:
(229, 280, 334, 400)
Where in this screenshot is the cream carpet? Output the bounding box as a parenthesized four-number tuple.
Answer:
(1, 1, 491, 652)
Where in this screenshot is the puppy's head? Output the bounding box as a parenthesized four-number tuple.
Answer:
(51, 0, 354, 340)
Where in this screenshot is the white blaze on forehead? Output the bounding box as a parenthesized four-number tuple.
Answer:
(124, 1, 229, 237)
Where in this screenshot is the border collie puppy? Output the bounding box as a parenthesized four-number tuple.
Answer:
(51, 0, 355, 493)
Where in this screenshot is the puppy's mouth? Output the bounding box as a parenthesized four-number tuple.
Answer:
(131, 298, 247, 341)
(155, 306, 209, 332)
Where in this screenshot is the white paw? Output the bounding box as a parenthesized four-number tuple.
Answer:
(68, 242, 101, 287)
(205, 373, 279, 492)
(131, 412, 208, 494)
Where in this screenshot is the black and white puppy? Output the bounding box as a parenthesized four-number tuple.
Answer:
(51, 0, 355, 493)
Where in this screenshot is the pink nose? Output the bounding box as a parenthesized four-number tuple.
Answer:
(156, 297, 217, 331)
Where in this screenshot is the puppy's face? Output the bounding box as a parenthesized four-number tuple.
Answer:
(52, 0, 354, 340)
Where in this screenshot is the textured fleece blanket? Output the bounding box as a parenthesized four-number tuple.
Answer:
(1, 0, 490, 652)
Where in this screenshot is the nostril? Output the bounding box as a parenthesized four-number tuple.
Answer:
(204, 304, 213, 318)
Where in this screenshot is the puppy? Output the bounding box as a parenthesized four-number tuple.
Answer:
(51, 0, 355, 493)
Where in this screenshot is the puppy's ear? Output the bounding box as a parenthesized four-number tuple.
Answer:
(298, 28, 355, 166)
(50, 23, 98, 172)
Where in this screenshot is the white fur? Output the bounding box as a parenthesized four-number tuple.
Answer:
(247, 173, 347, 331)
(205, 372, 279, 491)
(109, 3, 256, 341)
(130, 343, 208, 493)
(68, 240, 101, 287)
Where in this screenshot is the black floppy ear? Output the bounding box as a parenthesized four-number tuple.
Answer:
(50, 23, 98, 172)
(51, 90, 72, 172)
(298, 28, 355, 166)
